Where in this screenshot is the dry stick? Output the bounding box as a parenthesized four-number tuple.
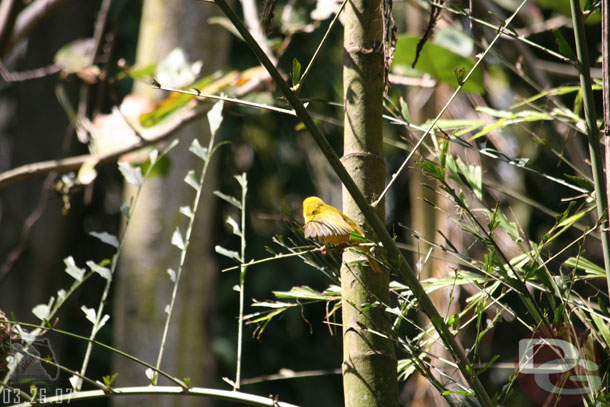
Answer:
(373, 0, 529, 208)
(207, 1, 493, 405)
(570, 0, 610, 297)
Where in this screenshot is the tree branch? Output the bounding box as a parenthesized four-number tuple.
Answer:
(0, 103, 208, 189)
(3, 0, 72, 57)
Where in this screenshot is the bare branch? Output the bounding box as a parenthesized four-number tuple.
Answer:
(3, 0, 73, 57)
(0, 59, 60, 82)
(0, 103, 209, 189)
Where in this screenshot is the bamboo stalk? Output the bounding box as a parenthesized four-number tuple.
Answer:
(570, 0, 610, 296)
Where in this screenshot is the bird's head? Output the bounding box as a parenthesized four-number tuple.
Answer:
(302, 196, 325, 220)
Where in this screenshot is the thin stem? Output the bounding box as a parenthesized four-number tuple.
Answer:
(570, 0, 610, 296)
(154, 107, 222, 384)
(8, 320, 188, 388)
(296, 1, 347, 93)
(207, 1, 493, 405)
(235, 173, 248, 390)
(79, 141, 179, 389)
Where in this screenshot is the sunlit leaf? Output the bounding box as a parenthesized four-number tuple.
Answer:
(393, 34, 484, 94)
(208, 100, 225, 136)
(118, 161, 143, 186)
(184, 170, 199, 190)
(32, 304, 51, 321)
(171, 228, 185, 250)
(190, 138, 209, 161)
(64, 256, 85, 281)
(89, 231, 119, 248)
(87, 260, 111, 280)
(215, 245, 241, 261)
(213, 191, 242, 209)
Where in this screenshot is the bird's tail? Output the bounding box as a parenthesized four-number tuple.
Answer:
(358, 245, 382, 273)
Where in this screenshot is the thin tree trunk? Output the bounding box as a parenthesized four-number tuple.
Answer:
(112, 1, 230, 406)
(341, 0, 399, 405)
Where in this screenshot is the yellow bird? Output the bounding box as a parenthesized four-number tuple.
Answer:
(302, 196, 381, 272)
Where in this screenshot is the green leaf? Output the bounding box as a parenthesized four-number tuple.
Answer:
(207, 99, 225, 136)
(118, 161, 143, 187)
(189, 138, 209, 161)
(81, 306, 97, 325)
(591, 313, 610, 349)
(89, 231, 119, 248)
(420, 161, 444, 180)
(226, 216, 242, 237)
(399, 97, 411, 123)
(234, 173, 247, 188)
(64, 256, 85, 281)
(551, 29, 577, 61)
(564, 256, 605, 276)
(208, 16, 245, 41)
(392, 34, 484, 94)
(179, 205, 194, 219)
(167, 268, 177, 282)
(397, 359, 417, 381)
(184, 170, 199, 190)
(446, 155, 482, 200)
(140, 155, 171, 178)
(273, 285, 333, 301)
(121, 63, 157, 80)
(564, 174, 594, 192)
(292, 58, 302, 86)
(32, 304, 51, 321)
(87, 260, 111, 280)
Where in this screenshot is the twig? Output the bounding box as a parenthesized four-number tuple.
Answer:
(0, 60, 60, 82)
(294, 0, 347, 93)
(221, 247, 322, 272)
(154, 84, 296, 115)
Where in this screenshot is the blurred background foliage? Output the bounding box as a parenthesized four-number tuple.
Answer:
(0, 0, 608, 405)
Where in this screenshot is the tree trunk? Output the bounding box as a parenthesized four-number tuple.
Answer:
(341, 0, 399, 405)
(112, 1, 230, 406)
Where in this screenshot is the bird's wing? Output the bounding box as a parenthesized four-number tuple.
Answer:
(304, 211, 354, 240)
